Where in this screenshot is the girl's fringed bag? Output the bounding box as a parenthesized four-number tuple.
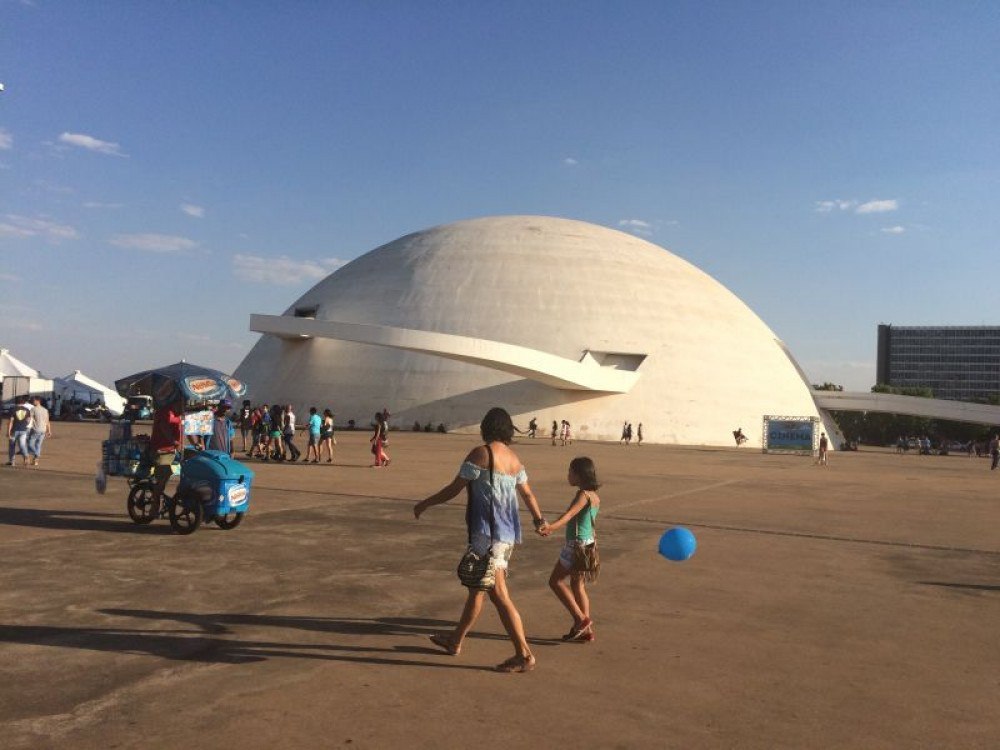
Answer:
(571, 493, 600, 582)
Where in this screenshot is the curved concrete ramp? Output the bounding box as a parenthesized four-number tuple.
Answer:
(814, 391, 1000, 426)
(250, 314, 641, 393)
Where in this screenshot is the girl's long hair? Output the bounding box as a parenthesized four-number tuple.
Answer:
(569, 456, 601, 491)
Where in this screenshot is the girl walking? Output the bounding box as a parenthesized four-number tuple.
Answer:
(414, 407, 547, 672)
(540, 456, 601, 643)
(319, 409, 336, 463)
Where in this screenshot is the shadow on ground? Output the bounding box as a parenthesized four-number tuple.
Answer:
(917, 581, 1000, 592)
(0, 611, 560, 669)
(0, 507, 173, 534)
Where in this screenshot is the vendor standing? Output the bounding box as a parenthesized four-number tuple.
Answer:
(150, 397, 184, 507)
(207, 402, 232, 454)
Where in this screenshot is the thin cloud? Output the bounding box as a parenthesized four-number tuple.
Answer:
(0, 273, 22, 282)
(6, 320, 43, 332)
(33, 179, 75, 194)
(618, 218, 654, 237)
(0, 129, 12, 150)
(83, 201, 123, 209)
(815, 199, 856, 213)
(58, 132, 127, 157)
(180, 203, 205, 218)
(233, 254, 347, 284)
(0, 214, 79, 242)
(110, 233, 197, 253)
(563, 157, 579, 166)
(881, 225, 906, 235)
(856, 199, 898, 214)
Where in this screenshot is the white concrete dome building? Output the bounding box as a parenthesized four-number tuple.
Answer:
(236, 215, 833, 445)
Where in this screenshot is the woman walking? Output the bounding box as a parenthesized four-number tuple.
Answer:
(319, 409, 336, 463)
(414, 407, 547, 673)
(370, 412, 389, 467)
(263, 404, 284, 461)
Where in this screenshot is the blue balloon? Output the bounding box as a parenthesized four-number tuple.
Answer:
(658, 527, 697, 562)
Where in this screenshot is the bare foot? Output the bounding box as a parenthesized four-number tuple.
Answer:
(496, 653, 535, 673)
(429, 633, 460, 656)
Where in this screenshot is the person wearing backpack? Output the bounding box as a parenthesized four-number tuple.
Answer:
(6, 397, 33, 467)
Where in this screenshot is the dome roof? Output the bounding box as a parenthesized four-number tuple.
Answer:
(236, 215, 825, 445)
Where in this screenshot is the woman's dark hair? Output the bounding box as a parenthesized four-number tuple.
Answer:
(480, 407, 515, 444)
(569, 456, 601, 491)
(323, 409, 333, 417)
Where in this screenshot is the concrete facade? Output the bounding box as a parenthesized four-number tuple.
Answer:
(235, 216, 833, 446)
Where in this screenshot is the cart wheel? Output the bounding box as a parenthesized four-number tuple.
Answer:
(214, 512, 245, 530)
(168, 491, 203, 535)
(127, 483, 159, 525)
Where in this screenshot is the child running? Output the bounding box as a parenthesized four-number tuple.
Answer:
(540, 456, 601, 643)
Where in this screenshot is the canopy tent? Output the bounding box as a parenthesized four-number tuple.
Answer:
(0, 348, 40, 378)
(55, 370, 125, 415)
(0, 350, 51, 404)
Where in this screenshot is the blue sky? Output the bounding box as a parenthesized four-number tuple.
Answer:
(2, 1, 998, 390)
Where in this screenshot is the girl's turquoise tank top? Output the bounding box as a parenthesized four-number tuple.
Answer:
(567, 493, 599, 541)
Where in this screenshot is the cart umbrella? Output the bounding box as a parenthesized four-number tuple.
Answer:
(115, 361, 248, 407)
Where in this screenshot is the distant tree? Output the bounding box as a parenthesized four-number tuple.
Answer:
(812, 382, 844, 391)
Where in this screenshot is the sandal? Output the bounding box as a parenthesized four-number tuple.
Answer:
(495, 654, 535, 673)
(429, 634, 460, 656)
(561, 617, 592, 642)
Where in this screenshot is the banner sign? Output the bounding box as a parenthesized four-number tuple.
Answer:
(762, 416, 818, 455)
(183, 410, 215, 436)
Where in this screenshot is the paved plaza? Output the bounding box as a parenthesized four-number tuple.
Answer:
(0, 424, 997, 749)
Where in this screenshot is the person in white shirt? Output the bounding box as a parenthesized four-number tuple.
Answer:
(282, 404, 301, 461)
(27, 396, 51, 466)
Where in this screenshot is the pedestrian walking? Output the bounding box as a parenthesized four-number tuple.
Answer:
(539, 457, 602, 643)
(816, 431, 829, 466)
(6, 397, 32, 467)
(414, 407, 547, 672)
(305, 407, 321, 463)
(283, 404, 301, 461)
(371, 412, 390, 467)
(320, 409, 336, 463)
(27, 396, 52, 466)
(238, 400, 253, 453)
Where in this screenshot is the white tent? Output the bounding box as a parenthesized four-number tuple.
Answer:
(0, 349, 52, 403)
(55, 370, 126, 415)
(0, 348, 39, 378)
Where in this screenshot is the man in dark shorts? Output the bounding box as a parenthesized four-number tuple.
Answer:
(150, 398, 184, 507)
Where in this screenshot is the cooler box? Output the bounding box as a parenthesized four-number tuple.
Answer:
(178, 450, 253, 517)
